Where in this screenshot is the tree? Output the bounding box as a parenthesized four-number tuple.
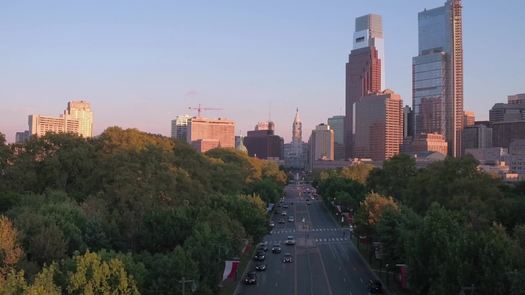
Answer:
(0, 216, 23, 279)
(366, 154, 417, 200)
(339, 163, 374, 184)
(65, 251, 140, 295)
(357, 193, 398, 227)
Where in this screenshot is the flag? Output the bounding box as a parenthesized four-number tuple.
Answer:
(222, 260, 240, 281)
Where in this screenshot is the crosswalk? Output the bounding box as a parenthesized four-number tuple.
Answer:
(270, 227, 343, 235)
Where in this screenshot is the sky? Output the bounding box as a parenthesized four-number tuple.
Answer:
(1, 0, 524, 143)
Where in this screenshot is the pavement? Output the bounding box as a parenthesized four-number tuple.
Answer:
(234, 182, 386, 295)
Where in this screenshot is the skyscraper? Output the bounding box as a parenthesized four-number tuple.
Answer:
(354, 90, 403, 161)
(413, 0, 464, 157)
(65, 100, 93, 138)
(308, 123, 334, 169)
(186, 117, 235, 153)
(171, 115, 192, 141)
(327, 115, 345, 160)
(345, 14, 383, 158)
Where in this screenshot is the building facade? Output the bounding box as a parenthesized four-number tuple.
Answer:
(489, 94, 525, 123)
(186, 117, 235, 152)
(413, 0, 464, 157)
(345, 14, 383, 159)
(354, 90, 403, 161)
(403, 133, 448, 156)
(285, 109, 308, 169)
(327, 115, 345, 160)
(244, 127, 284, 160)
(462, 124, 492, 151)
(492, 121, 525, 149)
(65, 100, 93, 138)
(403, 106, 414, 139)
(171, 115, 192, 141)
(15, 131, 30, 143)
(509, 139, 525, 180)
(464, 111, 475, 127)
(28, 114, 80, 138)
(308, 124, 334, 169)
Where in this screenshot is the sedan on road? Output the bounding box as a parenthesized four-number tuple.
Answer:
(243, 271, 257, 285)
(255, 263, 266, 271)
(282, 253, 293, 263)
(272, 243, 282, 253)
(368, 279, 383, 294)
(278, 218, 285, 224)
(253, 251, 266, 261)
(288, 216, 295, 222)
(285, 236, 296, 245)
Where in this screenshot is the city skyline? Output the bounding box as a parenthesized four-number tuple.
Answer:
(1, 1, 525, 143)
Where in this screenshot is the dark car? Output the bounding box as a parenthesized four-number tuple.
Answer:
(243, 271, 257, 285)
(282, 253, 293, 263)
(255, 263, 267, 271)
(257, 243, 268, 252)
(253, 251, 265, 261)
(368, 279, 383, 294)
(272, 243, 282, 254)
(278, 218, 285, 224)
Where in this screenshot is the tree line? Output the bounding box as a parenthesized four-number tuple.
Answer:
(0, 128, 286, 294)
(314, 155, 525, 295)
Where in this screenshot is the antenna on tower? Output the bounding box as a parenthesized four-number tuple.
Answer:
(268, 102, 272, 122)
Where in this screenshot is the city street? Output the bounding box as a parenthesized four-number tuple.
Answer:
(235, 182, 385, 295)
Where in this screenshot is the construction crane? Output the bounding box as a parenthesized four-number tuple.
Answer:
(188, 104, 223, 118)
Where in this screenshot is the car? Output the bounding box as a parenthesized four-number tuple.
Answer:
(257, 244, 268, 252)
(283, 204, 289, 209)
(255, 263, 266, 271)
(269, 221, 275, 228)
(282, 253, 293, 263)
(243, 271, 257, 285)
(288, 216, 295, 222)
(286, 236, 296, 245)
(278, 218, 285, 224)
(272, 243, 282, 253)
(253, 251, 265, 261)
(281, 211, 287, 216)
(367, 279, 383, 294)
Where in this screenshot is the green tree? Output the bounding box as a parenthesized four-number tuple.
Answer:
(65, 251, 139, 295)
(366, 154, 417, 200)
(339, 163, 374, 184)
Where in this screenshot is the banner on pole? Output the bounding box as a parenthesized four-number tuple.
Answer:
(222, 260, 240, 281)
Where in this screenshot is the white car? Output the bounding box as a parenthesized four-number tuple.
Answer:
(286, 236, 296, 245)
(288, 216, 295, 222)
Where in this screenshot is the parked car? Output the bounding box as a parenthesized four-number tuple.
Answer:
(269, 221, 275, 228)
(272, 243, 282, 253)
(281, 211, 287, 216)
(288, 216, 295, 222)
(286, 236, 296, 245)
(257, 243, 268, 252)
(282, 253, 293, 263)
(367, 279, 383, 294)
(243, 271, 257, 285)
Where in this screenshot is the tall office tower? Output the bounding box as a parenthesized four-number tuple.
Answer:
(489, 94, 525, 122)
(327, 115, 345, 160)
(462, 124, 492, 151)
(413, 0, 464, 157)
(28, 114, 80, 137)
(308, 124, 335, 169)
(403, 106, 414, 139)
(65, 101, 93, 138)
(354, 90, 403, 161)
(464, 111, 475, 127)
(292, 108, 302, 143)
(186, 117, 235, 153)
(244, 127, 284, 160)
(345, 14, 383, 158)
(171, 115, 192, 141)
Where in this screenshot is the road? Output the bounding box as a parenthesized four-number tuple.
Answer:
(235, 182, 385, 295)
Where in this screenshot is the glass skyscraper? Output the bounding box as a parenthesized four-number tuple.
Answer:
(412, 0, 463, 157)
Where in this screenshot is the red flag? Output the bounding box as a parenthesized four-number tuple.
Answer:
(222, 260, 240, 281)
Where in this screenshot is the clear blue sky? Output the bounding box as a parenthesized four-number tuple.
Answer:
(1, 0, 524, 143)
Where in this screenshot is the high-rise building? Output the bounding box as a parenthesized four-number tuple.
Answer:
(308, 124, 334, 169)
(28, 101, 93, 139)
(413, 0, 464, 157)
(345, 14, 383, 159)
(171, 115, 192, 141)
(492, 121, 525, 149)
(65, 100, 93, 138)
(462, 124, 492, 151)
(354, 90, 403, 161)
(186, 117, 235, 153)
(402, 133, 448, 156)
(327, 116, 345, 160)
(464, 111, 475, 127)
(28, 114, 80, 137)
(15, 131, 30, 143)
(489, 94, 525, 123)
(244, 122, 284, 160)
(509, 140, 525, 180)
(285, 109, 308, 169)
(403, 106, 414, 139)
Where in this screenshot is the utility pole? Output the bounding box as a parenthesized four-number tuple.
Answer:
(178, 277, 194, 295)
